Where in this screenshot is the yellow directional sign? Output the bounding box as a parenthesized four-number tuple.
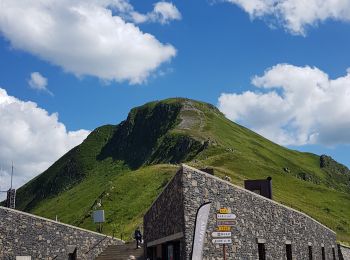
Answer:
(217, 226, 231, 231)
(219, 208, 229, 214)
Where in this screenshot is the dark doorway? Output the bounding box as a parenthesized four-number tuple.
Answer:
(308, 245, 313, 260)
(68, 247, 77, 260)
(286, 244, 292, 260)
(322, 246, 326, 260)
(258, 243, 266, 260)
(146, 246, 156, 260)
(165, 241, 180, 260)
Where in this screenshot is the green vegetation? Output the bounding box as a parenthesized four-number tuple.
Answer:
(31, 164, 176, 240)
(15, 98, 350, 243)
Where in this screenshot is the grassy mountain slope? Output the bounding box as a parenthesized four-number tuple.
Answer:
(14, 98, 350, 242)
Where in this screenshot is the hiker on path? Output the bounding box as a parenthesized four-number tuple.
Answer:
(134, 227, 142, 249)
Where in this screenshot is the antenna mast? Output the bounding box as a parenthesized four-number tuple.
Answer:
(0, 164, 2, 191)
(0, 164, 6, 192)
(6, 162, 16, 209)
(11, 161, 13, 189)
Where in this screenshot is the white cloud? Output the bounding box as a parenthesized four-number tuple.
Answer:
(28, 72, 53, 95)
(28, 72, 47, 91)
(126, 1, 182, 24)
(0, 88, 89, 199)
(0, 0, 177, 84)
(150, 2, 182, 24)
(224, 0, 350, 35)
(218, 64, 350, 146)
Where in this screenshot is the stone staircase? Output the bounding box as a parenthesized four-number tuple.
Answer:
(95, 242, 144, 260)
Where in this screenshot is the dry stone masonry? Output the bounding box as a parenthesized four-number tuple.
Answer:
(0, 206, 122, 259)
(144, 171, 185, 243)
(339, 244, 350, 259)
(144, 164, 339, 260)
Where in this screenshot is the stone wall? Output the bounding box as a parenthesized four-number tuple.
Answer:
(0, 206, 122, 259)
(180, 165, 338, 260)
(339, 244, 350, 260)
(143, 170, 185, 244)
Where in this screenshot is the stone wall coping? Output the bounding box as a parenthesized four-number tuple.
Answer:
(0, 206, 124, 242)
(256, 238, 266, 244)
(340, 244, 350, 249)
(181, 164, 336, 235)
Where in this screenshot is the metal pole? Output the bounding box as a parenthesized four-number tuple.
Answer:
(10, 162, 13, 189)
(223, 244, 226, 260)
(0, 164, 2, 192)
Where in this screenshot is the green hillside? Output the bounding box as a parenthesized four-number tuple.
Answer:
(14, 98, 350, 243)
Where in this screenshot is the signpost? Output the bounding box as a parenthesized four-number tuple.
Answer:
(216, 214, 236, 220)
(217, 226, 231, 231)
(216, 220, 237, 226)
(212, 238, 232, 244)
(219, 208, 229, 214)
(212, 208, 236, 260)
(212, 232, 232, 238)
(93, 210, 105, 233)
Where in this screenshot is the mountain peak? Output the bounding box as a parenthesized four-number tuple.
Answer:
(13, 98, 350, 243)
(98, 98, 216, 169)
(129, 97, 221, 117)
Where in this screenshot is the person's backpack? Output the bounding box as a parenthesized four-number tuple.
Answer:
(135, 230, 141, 239)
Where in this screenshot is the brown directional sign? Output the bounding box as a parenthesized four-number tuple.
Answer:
(217, 220, 237, 226)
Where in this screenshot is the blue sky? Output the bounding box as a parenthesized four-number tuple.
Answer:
(0, 0, 350, 190)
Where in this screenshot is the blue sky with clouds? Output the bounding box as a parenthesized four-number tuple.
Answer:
(1, 0, 350, 191)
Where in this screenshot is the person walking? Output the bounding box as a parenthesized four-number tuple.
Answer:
(134, 227, 142, 249)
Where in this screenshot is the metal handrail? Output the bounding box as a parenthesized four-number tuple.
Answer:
(84, 235, 109, 255)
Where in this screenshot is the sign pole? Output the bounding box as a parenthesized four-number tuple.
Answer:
(215, 208, 234, 260)
(223, 244, 226, 260)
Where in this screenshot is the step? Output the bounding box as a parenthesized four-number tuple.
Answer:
(95, 243, 144, 260)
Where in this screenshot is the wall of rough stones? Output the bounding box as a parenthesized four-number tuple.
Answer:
(181, 165, 338, 260)
(144, 170, 185, 244)
(339, 244, 350, 260)
(0, 206, 122, 259)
